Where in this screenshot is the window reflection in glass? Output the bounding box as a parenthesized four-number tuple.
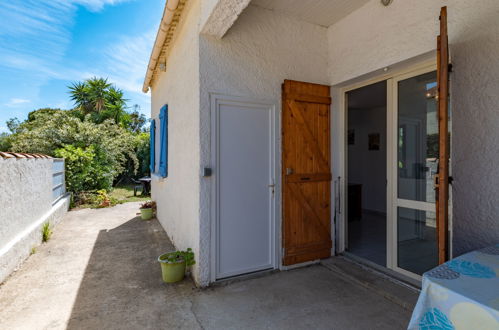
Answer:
(397, 71, 438, 203)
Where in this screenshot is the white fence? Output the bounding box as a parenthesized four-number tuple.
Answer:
(52, 159, 66, 203)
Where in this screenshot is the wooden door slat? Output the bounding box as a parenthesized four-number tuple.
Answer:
(287, 183, 331, 241)
(287, 100, 330, 173)
(287, 93, 332, 105)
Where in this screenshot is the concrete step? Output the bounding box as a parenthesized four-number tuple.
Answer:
(321, 256, 419, 311)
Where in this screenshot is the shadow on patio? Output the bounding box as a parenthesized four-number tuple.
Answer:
(0, 202, 414, 330)
(66, 215, 200, 329)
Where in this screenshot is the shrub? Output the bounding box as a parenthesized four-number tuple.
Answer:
(55, 145, 113, 192)
(161, 248, 195, 266)
(9, 111, 139, 193)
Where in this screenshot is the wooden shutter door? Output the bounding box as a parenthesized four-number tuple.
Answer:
(282, 80, 332, 265)
(436, 6, 450, 264)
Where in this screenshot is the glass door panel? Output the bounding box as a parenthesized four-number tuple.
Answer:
(395, 70, 439, 276)
(397, 71, 438, 203)
(397, 207, 437, 275)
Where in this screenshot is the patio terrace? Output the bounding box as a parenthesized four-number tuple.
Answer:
(0, 202, 416, 329)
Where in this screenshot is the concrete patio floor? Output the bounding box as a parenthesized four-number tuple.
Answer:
(0, 202, 413, 329)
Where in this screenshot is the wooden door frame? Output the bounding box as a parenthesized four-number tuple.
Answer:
(334, 59, 452, 280)
(209, 93, 281, 282)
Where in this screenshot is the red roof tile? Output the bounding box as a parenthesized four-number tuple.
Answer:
(0, 152, 52, 159)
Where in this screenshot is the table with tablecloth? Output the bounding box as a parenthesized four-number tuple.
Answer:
(408, 245, 499, 329)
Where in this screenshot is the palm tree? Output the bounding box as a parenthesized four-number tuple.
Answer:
(68, 81, 92, 114)
(87, 77, 111, 112)
(68, 77, 112, 115)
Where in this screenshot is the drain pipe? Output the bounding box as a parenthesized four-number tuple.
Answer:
(142, 0, 180, 93)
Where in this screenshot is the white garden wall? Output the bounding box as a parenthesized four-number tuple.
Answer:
(327, 0, 499, 255)
(0, 157, 69, 283)
(150, 0, 203, 285)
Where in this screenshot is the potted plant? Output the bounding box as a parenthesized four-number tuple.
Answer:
(158, 248, 195, 283)
(139, 201, 156, 220)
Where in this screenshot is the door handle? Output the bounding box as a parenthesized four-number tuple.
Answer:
(286, 168, 293, 175)
(268, 182, 275, 195)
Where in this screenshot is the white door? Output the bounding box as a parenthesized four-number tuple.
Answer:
(211, 95, 277, 280)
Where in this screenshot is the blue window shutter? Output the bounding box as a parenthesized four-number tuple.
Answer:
(159, 105, 168, 177)
(149, 119, 155, 174)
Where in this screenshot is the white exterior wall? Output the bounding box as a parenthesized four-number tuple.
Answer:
(150, 0, 499, 285)
(328, 0, 499, 255)
(0, 157, 70, 283)
(150, 0, 202, 284)
(198, 4, 329, 285)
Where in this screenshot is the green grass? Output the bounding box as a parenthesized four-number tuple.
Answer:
(74, 184, 150, 209)
(110, 185, 151, 204)
(42, 222, 52, 242)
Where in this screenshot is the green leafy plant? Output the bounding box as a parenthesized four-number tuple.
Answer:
(160, 248, 195, 266)
(4, 77, 151, 201)
(95, 189, 111, 207)
(140, 201, 156, 209)
(30, 247, 37, 255)
(42, 223, 52, 242)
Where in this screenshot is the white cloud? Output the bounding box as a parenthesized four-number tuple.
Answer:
(0, 1, 135, 75)
(69, 0, 132, 12)
(0, 0, 150, 116)
(5, 98, 31, 107)
(90, 32, 155, 94)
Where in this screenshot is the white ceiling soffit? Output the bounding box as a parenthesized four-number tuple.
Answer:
(251, 0, 370, 27)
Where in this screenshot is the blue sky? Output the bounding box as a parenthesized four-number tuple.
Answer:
(0, 0, 164, 133)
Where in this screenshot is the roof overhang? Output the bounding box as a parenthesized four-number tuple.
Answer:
(142, 0, 186, 93)
(200, 0, 252, 38)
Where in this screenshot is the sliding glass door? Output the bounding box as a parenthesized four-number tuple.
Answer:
(390, 68, 442, 278)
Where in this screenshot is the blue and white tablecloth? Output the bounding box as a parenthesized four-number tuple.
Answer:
(408, 245, 499, 330)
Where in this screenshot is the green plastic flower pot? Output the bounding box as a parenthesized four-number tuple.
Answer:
(140, 208, 153, 220)
(158, 254, 186, 283)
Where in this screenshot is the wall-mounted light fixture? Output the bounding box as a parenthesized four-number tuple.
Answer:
(381, 0, 393, 6)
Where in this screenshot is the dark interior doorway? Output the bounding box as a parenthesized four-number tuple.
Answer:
(346, 81, 387, 267)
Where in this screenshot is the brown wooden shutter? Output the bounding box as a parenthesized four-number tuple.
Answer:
(436, 6, 450, 264)
(282, 80, 332, 265)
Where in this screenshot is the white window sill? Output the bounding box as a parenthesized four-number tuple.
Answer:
(152, 173, 168, 182)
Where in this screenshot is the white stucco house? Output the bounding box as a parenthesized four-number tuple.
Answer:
(143, 0, 499, 287)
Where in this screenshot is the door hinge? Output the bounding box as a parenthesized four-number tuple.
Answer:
(448, 63, 453, 73)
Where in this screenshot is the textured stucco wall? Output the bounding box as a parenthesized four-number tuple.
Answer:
(0, 158, 70, 283)
(200, 0, 252, 38)
(328, 0, 499, 255)
(198, 4, 329, 284)
(150, 0, 203, 284)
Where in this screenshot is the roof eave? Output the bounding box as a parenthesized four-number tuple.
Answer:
(142, 0, 181, 93)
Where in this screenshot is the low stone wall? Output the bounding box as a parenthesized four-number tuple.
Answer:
(0, 155, 70, 283)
